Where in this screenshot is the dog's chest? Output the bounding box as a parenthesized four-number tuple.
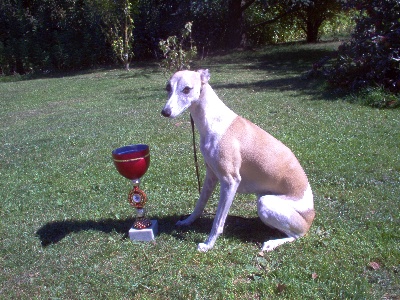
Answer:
(200, 134, 220, 161)
(192, 91, 237, 164)
(199, 115, 238, 163)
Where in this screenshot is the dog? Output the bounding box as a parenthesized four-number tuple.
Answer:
(161, 69, 315, 252)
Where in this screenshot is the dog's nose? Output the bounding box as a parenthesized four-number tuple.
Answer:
(161, 108, 171, 117)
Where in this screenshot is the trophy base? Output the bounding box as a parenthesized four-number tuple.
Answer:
(129, 220, 158, 242)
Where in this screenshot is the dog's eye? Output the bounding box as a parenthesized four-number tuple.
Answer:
(182, 86, 192, 94)
(166, 84, 172, 93)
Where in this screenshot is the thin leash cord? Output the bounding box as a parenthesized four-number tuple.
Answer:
(190, 113, 202, 195)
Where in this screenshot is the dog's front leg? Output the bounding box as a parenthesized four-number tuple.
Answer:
(198, 176, 240, 252)
(176, 165, 218, 227)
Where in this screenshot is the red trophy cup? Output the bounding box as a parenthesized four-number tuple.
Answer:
(112, 144, 157, 241)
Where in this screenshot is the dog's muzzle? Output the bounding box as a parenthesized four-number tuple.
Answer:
(161, 107, 171, 117)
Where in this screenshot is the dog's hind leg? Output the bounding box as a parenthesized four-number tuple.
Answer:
(176, 165, 218, 227)
(257, 186, 315, 252)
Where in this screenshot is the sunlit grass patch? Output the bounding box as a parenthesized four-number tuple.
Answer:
(0, 43, 398, 299)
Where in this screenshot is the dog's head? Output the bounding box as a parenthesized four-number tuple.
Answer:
(161, 69, 210, 118)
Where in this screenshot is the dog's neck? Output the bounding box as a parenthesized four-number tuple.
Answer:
(188, 83, 237, 141)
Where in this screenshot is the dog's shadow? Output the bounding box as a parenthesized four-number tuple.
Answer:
(36, 214, 285, 247)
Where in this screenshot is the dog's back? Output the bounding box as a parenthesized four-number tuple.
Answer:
(217, 116, 309, 199)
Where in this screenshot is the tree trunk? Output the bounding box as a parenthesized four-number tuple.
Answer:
(225, 0, 255, 49)
(306, 20, 320, 43)
(225, 0, 244, 48)
(123, 54, 130, 71)
(15, 57, 25, 75)
(304, 6, 323, 43)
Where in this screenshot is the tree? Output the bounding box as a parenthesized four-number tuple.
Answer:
(249, 0, 345, 44)
(297, 0, 346, 43)
(219, 0, 346, 49)
(0, 0, 353, 74)
(225, 0, 256, 48)
(0, 0, 33, 74)
(133, 0, 229, 58)
(293, 0, 343, 43)
(0, 0, 112, 74)
(87, 0, 137, 70)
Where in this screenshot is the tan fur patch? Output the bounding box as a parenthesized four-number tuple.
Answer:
(299, 209, 316, 227)
(218, 116, 309, 198)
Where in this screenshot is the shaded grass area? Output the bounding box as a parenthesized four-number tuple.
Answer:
(1, 42, 399, 299)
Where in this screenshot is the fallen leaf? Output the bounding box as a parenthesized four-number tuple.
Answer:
(368, 261, 380, 270)
(276, 283, 287, 293)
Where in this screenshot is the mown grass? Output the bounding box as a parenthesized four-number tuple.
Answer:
(1, 42, 399, 299)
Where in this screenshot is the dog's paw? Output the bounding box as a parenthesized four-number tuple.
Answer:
(197, 243, 212, 252)
(261, 240, 280, 252)
(261, 237, 295, 252)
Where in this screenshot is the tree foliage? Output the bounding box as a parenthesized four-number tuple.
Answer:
(0, 0, 350, 74)
(328, 0, 400, 93)
(247, 0, 346, 45)
(293, 0, 344, 43)
(0, 0, 112, 74)
(133, 0, 228, 59)
(88, 0, 138, 70)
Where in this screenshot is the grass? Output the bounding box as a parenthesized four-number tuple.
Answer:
(1, 42, 399, 299)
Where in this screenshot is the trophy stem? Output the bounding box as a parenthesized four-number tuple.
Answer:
(131, 179, 140, 186)
(128, 179, 151, 229)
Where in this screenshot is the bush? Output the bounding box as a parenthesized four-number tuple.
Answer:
(158, 22, 197, 74)
(346, 87, 400, 108)
(328, 0, 400, 93)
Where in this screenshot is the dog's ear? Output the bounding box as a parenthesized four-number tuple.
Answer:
(197, 69, 210, 84)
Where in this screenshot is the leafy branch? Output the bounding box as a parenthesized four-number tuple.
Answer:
(159, 22, 197, 74)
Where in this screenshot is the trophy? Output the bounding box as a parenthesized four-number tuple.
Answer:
(112, 144, 157, 241)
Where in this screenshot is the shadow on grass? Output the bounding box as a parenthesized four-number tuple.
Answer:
(36, 214, 285, 247)
(213, 73, 340, 102)
(212, 46, 335, 73)
(202, 43, 341, 102)
(173, 214, 286, 245)
(2, 61, 160, 82)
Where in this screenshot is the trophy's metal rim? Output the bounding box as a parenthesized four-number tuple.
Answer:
(113, 153, 150, 163)
(112, 144, 149, 156)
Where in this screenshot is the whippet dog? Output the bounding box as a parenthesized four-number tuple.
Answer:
(161, 69, 315, 252)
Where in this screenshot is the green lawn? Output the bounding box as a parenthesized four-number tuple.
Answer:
(1, 42, 399, 299)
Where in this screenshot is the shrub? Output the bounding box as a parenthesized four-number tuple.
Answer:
(346, 86, 400, 108)
(158, 22, 197, 73)
(328, 0, 400, 93)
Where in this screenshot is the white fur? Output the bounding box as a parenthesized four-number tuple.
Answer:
(161, 69, 315, 252)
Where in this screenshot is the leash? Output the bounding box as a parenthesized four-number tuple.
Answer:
(190, 113, 202, 195)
